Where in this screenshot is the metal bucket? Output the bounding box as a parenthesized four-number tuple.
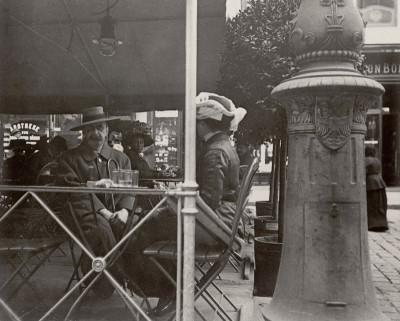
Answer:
(254, 216, 278, 238)
(255, 200, 273, 217)
(253, 235, 282, 297)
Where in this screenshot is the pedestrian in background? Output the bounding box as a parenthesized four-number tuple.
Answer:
(365, 144, 389, 232)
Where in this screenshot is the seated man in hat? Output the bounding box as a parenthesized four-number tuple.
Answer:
(55, 106, 135, 299)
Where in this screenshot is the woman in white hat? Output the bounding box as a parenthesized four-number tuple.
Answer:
(196, 92, 247, 229)
(121, 94, 247, 316)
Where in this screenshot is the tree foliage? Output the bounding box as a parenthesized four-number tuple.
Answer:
(217, 0, 301, 145)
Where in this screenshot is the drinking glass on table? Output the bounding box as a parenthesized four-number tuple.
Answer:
(132, 170, 139, 187)
(118, 169, 133, 187)
(111, 169, 119, 187)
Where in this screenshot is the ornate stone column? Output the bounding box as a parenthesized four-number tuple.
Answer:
(263, 0, 388, 320)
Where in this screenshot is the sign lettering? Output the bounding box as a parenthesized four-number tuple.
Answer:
(364, 51, 400, 78)
(10, 122, 40, 133)
(367, 63, 400, 75)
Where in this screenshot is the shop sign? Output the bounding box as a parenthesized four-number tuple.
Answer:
(367, 63, 400, 75)
(8, 122, 41, 144)
(155, 110, 178, 118)
(10, 122, 40, 134)
(365, 52, 400, 76)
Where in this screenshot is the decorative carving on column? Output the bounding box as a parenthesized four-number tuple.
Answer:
(353, 95, 379, 125)
(290, 0, 364, 66)
(315, 95, 353, 150)
(286, 93, 378, 136)
(287, 95, 315, 126)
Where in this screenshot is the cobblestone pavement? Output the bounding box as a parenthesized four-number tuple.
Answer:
(250, 186, 400, 320)
(370, 206, 400, 320)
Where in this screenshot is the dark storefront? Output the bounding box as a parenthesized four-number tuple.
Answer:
(364, 45, 400, 186)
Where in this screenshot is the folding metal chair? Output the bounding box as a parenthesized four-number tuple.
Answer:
(143, 157, 260, 320)
(0, 237, 65, 302)
(0, 165, 68, 305)
(35, 162, 60, 186)
(229, 160, 259, 278)
(35, 162, 64, 219)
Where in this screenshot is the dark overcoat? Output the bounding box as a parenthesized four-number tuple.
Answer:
(56, 141, 134, 217)
(365, 156, 388, 231)
(125, 148, 159, 179)
(197, 132, 240, 229)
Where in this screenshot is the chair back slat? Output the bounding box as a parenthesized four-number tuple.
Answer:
(35, 162, 60, 185)
(164, 191, 244, 251)
(228, 157, 260, 251)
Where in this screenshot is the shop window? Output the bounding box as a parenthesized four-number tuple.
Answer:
(153, 110, 181, 171)
(357, 0, 397, 26)
(2, 115, 48, 160)
(1, 114, 81, 180)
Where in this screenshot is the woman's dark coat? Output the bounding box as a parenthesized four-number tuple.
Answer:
(365, 156, 388, 231)
(197, 132, 240, 229)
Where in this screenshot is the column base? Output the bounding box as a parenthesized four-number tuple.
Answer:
(262, 299, 389, 321)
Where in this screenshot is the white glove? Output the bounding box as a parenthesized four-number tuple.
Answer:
(112, 208, 129, 225)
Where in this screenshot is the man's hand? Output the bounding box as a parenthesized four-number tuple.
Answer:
(109, 208, 129, 231)
(95, 179, 113, 188)
(112, 208, 129, 225)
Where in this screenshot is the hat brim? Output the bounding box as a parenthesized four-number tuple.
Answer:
(69, 117, 120, 131)
(143, 136, 154, 147)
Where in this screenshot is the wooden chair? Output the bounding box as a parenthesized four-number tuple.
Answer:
(143, 157, 260, 320)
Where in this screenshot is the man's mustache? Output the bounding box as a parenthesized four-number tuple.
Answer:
(88, 134, 104, 141)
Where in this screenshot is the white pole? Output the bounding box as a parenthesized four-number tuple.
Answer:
(182, 0, 198, 320)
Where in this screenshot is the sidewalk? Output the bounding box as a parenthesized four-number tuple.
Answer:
(370, 204, 400, 320)
(1, 185, 399, 320)
(250, 185, 400, 321)
(248, 185, 400, 208)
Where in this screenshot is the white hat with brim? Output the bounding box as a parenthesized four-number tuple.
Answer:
(70, 106, 120, 131)
(196, 92, 247, 132)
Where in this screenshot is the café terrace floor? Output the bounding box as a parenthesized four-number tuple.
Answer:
(0, 237, 255, 321)
(1, 185, 400, 321)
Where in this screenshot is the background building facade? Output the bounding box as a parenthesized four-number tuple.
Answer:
(358, 0, 400, 186)
(227, 0, 400, 186)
